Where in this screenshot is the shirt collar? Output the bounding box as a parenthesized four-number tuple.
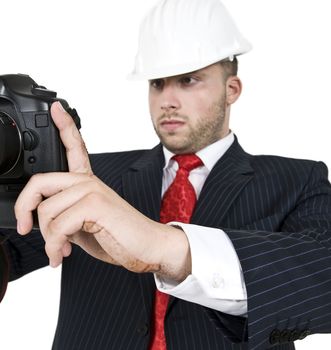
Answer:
(162, 131, 235, 172)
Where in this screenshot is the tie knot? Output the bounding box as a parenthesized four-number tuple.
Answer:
(172, 154, 203, 172)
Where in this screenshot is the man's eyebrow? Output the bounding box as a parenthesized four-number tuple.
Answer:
(148, 69, 207, 83)
(176, 70, 207, 78)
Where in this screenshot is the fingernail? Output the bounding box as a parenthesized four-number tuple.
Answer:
(57, 101, 66, 112)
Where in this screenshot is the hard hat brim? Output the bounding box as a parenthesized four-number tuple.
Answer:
(127, 45, 252, 81)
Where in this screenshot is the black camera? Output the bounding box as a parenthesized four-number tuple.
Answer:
(0, 74, 80, 229)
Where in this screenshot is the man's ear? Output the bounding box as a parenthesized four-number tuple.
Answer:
(226, 76, 242, 105)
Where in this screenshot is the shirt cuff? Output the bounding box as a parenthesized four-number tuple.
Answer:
(154, 223, 247, 315)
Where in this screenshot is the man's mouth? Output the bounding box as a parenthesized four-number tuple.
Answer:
(160, 120, 185, 132)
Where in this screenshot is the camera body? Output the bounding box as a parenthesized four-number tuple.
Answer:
(0, 74, 80, 228)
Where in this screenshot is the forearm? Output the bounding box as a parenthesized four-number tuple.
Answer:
(226, 225, 331, 349)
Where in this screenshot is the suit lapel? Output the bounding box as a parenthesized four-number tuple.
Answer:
(122, 144, 164, 221)
(191, 137, 254, 226)
(121, 137, 253, 227)
(121, 144, 165, 317)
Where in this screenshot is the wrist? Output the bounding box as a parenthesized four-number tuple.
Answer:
(156, 223, 192, 282)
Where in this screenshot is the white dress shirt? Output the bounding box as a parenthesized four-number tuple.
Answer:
(154, 132, 248, 316)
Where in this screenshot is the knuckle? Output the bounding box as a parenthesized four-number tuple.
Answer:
(49, 219, 64, 236)
(37, 201, 48, 217)
(28, 173, 45, 191)
(85, 191, 101, 203)
(84, 178, 101, 193)
(30, 173, 43, 184)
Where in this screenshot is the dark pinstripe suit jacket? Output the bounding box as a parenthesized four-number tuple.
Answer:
(1, 137, 331, 350)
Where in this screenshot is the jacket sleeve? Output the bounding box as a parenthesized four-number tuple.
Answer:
(0, 240, 9, 302)
(0, 229, 48, 284)
(224, 161, 331, 349)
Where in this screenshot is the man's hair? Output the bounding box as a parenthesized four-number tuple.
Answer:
(219, 57, 238, 81)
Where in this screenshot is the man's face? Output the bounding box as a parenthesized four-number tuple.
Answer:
(149, 63, 230, 154)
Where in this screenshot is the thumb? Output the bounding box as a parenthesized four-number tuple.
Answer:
(50, 101, 92, 174)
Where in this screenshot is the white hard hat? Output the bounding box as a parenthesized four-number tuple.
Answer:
(128, 0, 252, 80)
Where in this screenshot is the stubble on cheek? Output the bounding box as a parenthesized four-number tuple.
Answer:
(151, 94, 227, 154)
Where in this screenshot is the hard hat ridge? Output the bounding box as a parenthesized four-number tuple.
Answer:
(129, 0, 251, 80)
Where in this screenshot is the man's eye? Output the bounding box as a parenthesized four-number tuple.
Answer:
(179, 76, 197, 85)
(150, 79, 164, 90)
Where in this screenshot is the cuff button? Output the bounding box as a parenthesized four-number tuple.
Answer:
(211, 273, 224, 288)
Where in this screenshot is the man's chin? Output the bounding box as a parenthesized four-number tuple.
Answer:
(162, 140, 194, 154)
(157, 131, 192, 153)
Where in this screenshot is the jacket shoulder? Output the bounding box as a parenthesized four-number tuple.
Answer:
(89, 149, 149, 181)
(249, 153, 329, 188)
(251, 153, 326, 173)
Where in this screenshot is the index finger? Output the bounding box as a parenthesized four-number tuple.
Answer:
(51, 101, 92, 174)
(15, 172, 90, 234)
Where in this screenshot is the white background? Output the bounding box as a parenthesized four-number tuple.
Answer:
(1, 0, 331, 349)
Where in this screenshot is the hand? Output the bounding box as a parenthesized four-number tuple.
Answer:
(15, 102, 191, 281)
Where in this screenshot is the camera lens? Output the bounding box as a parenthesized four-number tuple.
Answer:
(0, 112, 22, 175)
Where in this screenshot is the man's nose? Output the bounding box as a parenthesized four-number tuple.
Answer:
(160, 85, 180, 112)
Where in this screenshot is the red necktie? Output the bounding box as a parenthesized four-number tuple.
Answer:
(149, 154, 203, 350)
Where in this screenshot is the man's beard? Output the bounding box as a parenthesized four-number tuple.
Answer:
(153, 95, 227, 154)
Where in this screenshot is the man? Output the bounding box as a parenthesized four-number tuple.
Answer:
(1, 0, 331, 349)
